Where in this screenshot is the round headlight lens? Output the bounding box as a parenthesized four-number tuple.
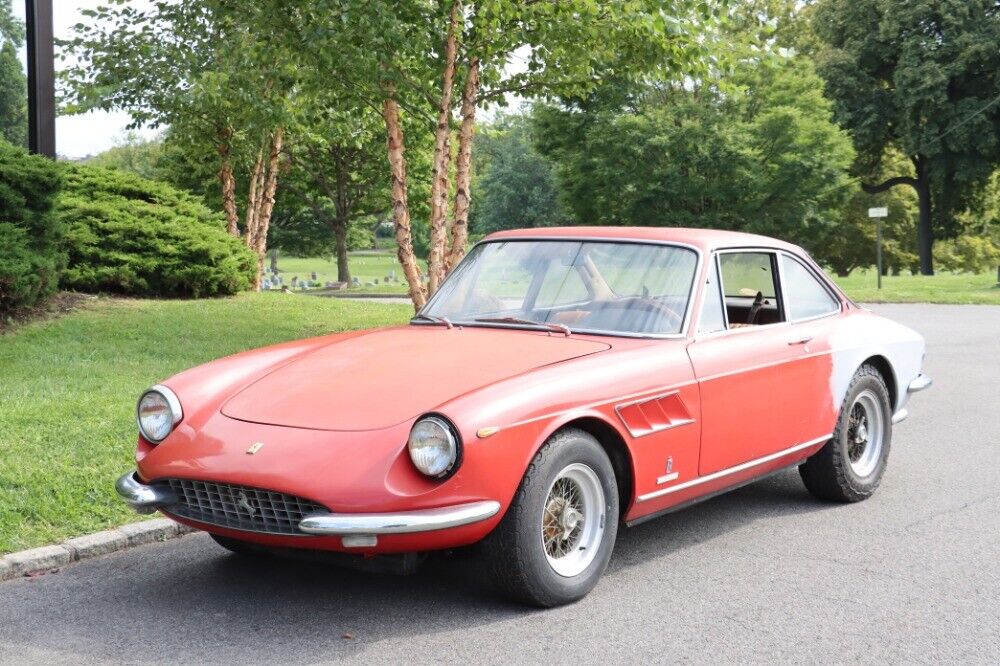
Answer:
(137, 386, 182, 443)
(408, 416, 459, 478)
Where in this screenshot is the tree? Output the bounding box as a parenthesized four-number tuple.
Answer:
(84, 132, 164, 181)
(534, 55, 856, 263)
(813, 0, 1000, 275)
(0, 0, 26, 147)
(60, 1, 299, 289)
(282, 107, 390, 283)
(470, 115, 568, 235)
(293, 0, 720, 310)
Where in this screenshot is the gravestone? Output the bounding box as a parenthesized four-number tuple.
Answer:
(351, 276, 361, 286)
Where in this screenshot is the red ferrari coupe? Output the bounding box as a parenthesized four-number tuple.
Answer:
(117, 227, 931, 606)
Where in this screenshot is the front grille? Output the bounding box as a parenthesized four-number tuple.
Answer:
(161, 478, 327, 535)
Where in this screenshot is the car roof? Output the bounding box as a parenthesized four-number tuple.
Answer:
(483, 226, 803, 254)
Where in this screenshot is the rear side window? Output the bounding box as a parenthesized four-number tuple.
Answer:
(781, 255, 839, 320)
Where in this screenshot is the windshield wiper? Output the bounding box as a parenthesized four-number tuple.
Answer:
(411, 313, 454, 329)
(473, 316, 571, 336)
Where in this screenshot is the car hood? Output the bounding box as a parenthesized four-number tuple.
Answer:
(220, 326, 610, 431)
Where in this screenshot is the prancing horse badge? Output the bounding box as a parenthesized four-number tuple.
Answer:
(246, 442, 265, 455)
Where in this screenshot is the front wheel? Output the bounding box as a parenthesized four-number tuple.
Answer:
(485, 428, 619, 607)
(800, 364, 893, 502)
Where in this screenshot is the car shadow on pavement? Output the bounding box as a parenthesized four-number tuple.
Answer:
(0, 468, 832, 664)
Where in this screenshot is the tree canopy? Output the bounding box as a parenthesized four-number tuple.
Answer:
(0, 0, 26, 147)
(813, 0, 1000, 274)
(533, 54, 857, 265)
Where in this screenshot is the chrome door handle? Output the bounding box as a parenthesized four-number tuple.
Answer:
(787, 335, 813, 345)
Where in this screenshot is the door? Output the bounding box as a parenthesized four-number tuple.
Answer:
(687, 250, 832, 476)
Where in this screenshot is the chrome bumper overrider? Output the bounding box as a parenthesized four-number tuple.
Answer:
(115, 472, 176, 515)
(908, 374, 933, 393)
(116, 470, 500, 535)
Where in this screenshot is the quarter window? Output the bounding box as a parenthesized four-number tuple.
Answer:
(698, 260, 727, 333)
(781, 255, 839, 320)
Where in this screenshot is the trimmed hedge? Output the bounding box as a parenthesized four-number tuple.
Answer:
(0, 139, 63, 317)
(58, 165, 256, 297)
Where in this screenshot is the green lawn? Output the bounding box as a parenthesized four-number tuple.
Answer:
(0, 293, 410, 554)
(833, 269, 1000, 305)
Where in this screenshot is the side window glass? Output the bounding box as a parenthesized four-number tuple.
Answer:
(719, 252, 777, 298)
(698, 259, 727, 333)
(718, 252, 784, 326)
(781, 255, 839, 320)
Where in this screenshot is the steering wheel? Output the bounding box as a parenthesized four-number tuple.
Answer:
(746, 291, 765, 325)
(637, 297, 684, 330)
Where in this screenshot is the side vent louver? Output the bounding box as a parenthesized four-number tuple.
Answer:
(615, 391, 694, 438)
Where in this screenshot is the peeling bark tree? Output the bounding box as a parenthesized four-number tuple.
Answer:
(217, 131, 240, 236)
(235, 127, 285, 290)
(426, 0, 462, 295)
(383, 90, 427, 310)
(446, 56, 480, 272)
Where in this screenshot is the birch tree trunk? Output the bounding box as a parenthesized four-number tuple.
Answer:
(383, 92, 427, 310)
(426, 0, 461, 296)
(217, 136, 240, 236)
(251, 128, 284, 290)
(244, 148, 265, 250)
(447, 57, 480, 273)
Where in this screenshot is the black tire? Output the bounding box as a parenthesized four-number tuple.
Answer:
(800, 364, 893, 502)
(210, 533, 273, 558)
(485, 428, 619, 607)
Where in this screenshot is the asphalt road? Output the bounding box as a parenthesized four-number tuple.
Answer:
(2, 304, 998, 665)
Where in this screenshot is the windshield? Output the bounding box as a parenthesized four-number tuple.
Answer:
(420, 240, 699, 336)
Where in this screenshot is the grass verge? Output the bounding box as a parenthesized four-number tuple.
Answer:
(0, 293, 410, 554)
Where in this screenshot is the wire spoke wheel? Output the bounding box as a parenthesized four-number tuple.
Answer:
(540, 463, 605, 577)
(847, 389, 884, 478)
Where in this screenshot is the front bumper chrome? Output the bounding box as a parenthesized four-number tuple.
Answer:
(908, 374, 933, 393)
(115, 472, 176, 515)
(116, 470, 500, 537)
(297, 501, 501, 536)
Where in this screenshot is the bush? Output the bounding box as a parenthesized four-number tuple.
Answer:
(58, 165, 256, 297)
(933, 236, 1000, 274)
(0, 139, 63, 317)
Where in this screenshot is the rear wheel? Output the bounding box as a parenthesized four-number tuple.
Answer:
(485, 428, 619, 607)
(800, 364, 892, 502)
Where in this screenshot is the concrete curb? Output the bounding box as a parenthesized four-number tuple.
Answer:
(0, 518, 195, 582)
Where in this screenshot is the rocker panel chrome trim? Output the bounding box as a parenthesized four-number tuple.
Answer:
(636, 434, 832, 503)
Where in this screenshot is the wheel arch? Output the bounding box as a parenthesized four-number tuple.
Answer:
(859, 354, 897, 409)
(545, 415, 635, 520)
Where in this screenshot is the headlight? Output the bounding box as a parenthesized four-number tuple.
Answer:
(407, 415, 460, 478)
(136, 385, 183, 443)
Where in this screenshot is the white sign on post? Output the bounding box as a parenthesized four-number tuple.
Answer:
(868, 207, 888, 218)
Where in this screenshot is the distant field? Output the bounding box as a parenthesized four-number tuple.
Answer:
(832, 270, 1000, 305)
(281, 252, 1000, 305)
(276, 253, 412, 294)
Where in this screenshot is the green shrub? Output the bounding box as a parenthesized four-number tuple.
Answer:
(58, 165, 256, 297)
(0, 139, 63, 317)
(933, 236, 1000, 274)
